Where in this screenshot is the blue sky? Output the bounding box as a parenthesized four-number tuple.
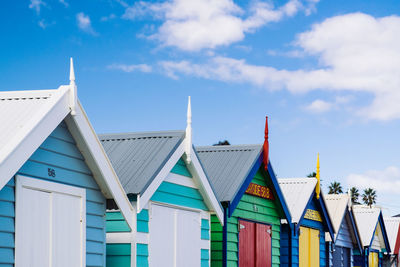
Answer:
(1, 0, 400, 214)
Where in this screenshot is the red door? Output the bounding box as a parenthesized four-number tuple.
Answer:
(256, 223, 272, 267)
(239, 220, 272, 267)
(239, 220, 255, 267)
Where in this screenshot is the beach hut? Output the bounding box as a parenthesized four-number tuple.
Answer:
(0, 59, 133, 267)
(383, 217, 400, 266)
(278, 156, 335, 267)
(101, 98, 224, 267)
(352, 205, 391, 267)
(196, 118, 292, 267)
(324, 193, 362, 266)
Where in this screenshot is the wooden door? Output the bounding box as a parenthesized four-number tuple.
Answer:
(299, 227, 310, 267)
(369, 252, 379, 267)
(309, 228, 320, 267)
(256, 223, 272, 267)
(16, 177, 85, 267)
(239, 220, 272, 267)
(239, 220, 256, 267)
(299, 227, 320, 267)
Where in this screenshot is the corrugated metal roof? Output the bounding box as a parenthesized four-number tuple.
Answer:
(196, 144, 262, 202)
(384, 217, 400, 254)
(278, 178, 317, 223)
(99, 131, 185, 195)
(325, 194, 351, 235)
(0, 89, 58, 158)
(352, 205, 381, 247)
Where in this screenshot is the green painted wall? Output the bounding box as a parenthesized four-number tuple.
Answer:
(107, 244, 131, 267)
(210, 168, 283, 267)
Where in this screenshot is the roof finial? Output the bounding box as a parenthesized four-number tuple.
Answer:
(316, 153, 321, 199)
(69, 57, 77, 115)
(348, 188, 352, 210)
(262, 116, 269, 170)
(185, 96, 192, 163)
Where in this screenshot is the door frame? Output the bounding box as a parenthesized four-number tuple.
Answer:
(237, 218, 273, 267)
(15, 175, 86, 267)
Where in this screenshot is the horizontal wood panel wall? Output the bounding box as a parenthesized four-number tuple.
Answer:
(211, 169, 282, 267)
(0, 122, 107, 267)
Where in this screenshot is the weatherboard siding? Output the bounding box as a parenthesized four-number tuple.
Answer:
(210, 168, 282, 267)
(171, 158, 192, 177)
(0, 178, 14, 267)
(0, 122, 107, 267)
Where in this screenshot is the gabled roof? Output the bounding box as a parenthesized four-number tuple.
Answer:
(196, 145, 291, 223)
(325, 194, 362, 250)
(325, 194, 351, 234)
(384, 217, 400, 255)
(99, 131, 224, 223)
(99, 131, 185, 195)
(196, 144, 262, 202)
(278, 178, 317, 223)
(353, 205, 390, 251)
(0, 84, 134, 230)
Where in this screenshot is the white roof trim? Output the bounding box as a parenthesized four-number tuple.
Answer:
(65, 102, 134, 230)
(0, 86, 134, 230)
(136, 143, 224, 225)
(0, 86, 70, 190)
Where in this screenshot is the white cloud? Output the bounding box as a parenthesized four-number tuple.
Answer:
(101, 14, 116, 22)
(305, 99, 332, 113)
(347, 166, 400, 194)
(76, 13, 97, 35)
(123, 0, 319, 51)
(29, 0, 46, 14)
(160, 13, 400, 121)
(59, 0, 69, 7)
(108, 63, 152, 73)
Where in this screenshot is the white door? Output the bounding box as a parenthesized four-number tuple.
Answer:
(149, 204, 201, 267)
(15, 176, 86, 267)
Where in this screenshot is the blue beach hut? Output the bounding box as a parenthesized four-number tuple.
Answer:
(278, 177, 335, 267)
(101, 97, 224, 267)
(352, 205, 390, 267)
(324, 193, 362, 266)
(0, 59, 133, 267)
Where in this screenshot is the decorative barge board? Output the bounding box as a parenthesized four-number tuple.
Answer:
(352, 206, 391, 267)
(383, 217, 400, 267)
(278, 178, 335, 267)
(101, 99, 223, 267)
(196, 145, 292, 267)
(0, 59, 133, 267)
(324, 194, 362, 267)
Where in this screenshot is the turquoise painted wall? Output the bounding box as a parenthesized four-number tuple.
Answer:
(0, 122, 107, 267)
(106, 157, 211, 267)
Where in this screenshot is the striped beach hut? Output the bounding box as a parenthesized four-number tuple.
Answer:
(196, 119, 292, 267)
(0, 59, 133, 267)
(383, 217, 400, 266)
(278, 174, 335, 267)
(324, 193, 362, 267)
(102, 98, 224, 267)
(352, 205, 391, 267)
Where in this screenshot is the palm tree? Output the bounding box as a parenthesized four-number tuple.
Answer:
(350, 187, 360, 204)
(362, 188, 377, 207)
(328, 181, 343, 194)
(307, 172, 316, 178)
(213, 140, 230, 146)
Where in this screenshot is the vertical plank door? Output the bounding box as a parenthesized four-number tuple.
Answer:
(256, 223, 272, 267)
(299, 227, 310, 267)
(309, 228, 320, 267)
(176, 209, 201, 267)
(149, 205, 175, 267)
(239, 220, 255, 267)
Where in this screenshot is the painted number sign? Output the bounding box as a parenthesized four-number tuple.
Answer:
(304, 209, 322, 222)
(245, 183, 274, 200)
